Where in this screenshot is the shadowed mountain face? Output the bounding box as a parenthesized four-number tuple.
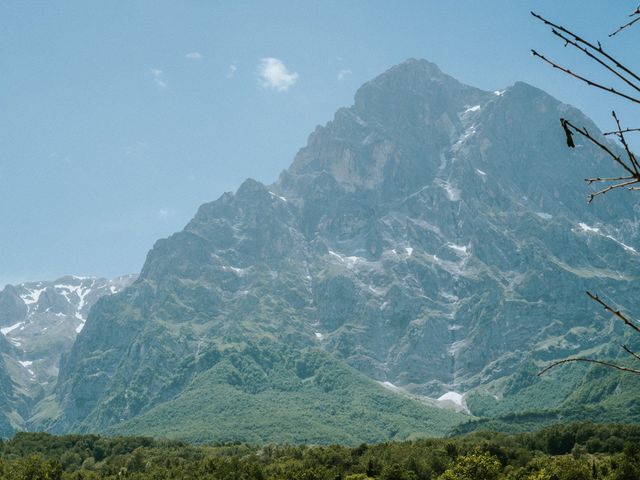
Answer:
(44, 59, 640, 442)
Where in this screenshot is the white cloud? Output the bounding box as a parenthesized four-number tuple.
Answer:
(156, 208, 176, 220)
(186, 52, 203, 61)
(337, 68, 352, 80)
(258, 57, 298, 91)
(227, 63, 237, 78)
(150, 68, 167, 89)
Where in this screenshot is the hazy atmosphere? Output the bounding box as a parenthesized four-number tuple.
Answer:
(1, 0, 635, 285)
(2, 3, 640, 478)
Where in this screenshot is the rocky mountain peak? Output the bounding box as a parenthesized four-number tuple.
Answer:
(354, 58, 469, 106)
(283, 59, 499, 196)
(235, 177, 269, 201)
(21, 59, 640, 443)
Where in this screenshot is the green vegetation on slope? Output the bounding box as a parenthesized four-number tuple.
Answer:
(105, 343, 466, 444)
(458, 360, 640, 435)
(1, 423, 640, 479)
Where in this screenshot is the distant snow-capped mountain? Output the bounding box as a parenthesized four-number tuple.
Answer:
(0, 274, 136, 432)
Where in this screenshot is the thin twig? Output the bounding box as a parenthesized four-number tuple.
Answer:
(532, 12, 640, 84)
(587, 291, 640, 334)
(532, 50, 640, 104)
(611, 111, 640, 173)
(623, 345, 640, 362)
(562, 119, 637, 177)
(538, 358, 640, 376)
(585, 176, 635, 184)
(603, 128, 640, 136)
(587, 178, 639, 203)
(610, 15, 640, 37)
(550, 28, 640, 94)
(533, 9, 640, 379)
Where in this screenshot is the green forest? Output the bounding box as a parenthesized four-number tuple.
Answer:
(1, 423, 639, 479)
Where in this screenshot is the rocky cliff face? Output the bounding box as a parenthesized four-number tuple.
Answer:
(0, 275, 135, 436)
(46, 59, 640, 441)
(274, 61, 640, 397)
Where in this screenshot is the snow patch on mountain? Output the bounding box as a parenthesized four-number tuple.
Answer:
(435, 179, 461, 201)
(575, 223, 638, 255)
(437, 391, 464, 406)
(447, 243, 469, 256)
(269, 191, 287, 202)
(20, 287, 46, 306)
(578, 222, 600, 234)
(328, 250, 366, 267)
(0, 274, 136, 401)
(1, 322, 24, 335)
(223, 265, 248, 275)
(379, 381, 403, 392)
(605, 235, 638, 255)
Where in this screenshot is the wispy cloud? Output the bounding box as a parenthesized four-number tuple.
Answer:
(48, 152, 72, 164)
(227, 63, 238, 78)
(258, 57, 298, 91)
(186, 52, 203, 61)
(337, 68, 352, 81)
(150, 68, 167, 89)
(124, 141, 149, 157)
(156, 208, 176, 220)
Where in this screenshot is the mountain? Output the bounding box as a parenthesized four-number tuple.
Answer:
(0, 275, 135, 436)
(32, 59, 640, 442)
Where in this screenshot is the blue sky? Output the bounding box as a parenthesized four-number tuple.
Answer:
(1, 1, 637, 285)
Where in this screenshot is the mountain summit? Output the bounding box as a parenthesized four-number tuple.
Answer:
(18, 60, 640, 442)
(286, 58, 487, 194)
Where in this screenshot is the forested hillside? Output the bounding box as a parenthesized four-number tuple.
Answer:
(0, 424, 639, 479)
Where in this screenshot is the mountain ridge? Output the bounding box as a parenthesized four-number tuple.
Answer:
(6, 58, 639, 442)
(0, 275, 136, 435)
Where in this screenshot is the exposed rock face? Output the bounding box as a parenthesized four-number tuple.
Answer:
(0, 275, 135, 436)
(280, 60, 639, 396)
(36, 59, 640, 440)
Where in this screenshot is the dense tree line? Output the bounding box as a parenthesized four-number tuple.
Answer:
(0, 423, 639, 479)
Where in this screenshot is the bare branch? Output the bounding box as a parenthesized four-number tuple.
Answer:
(561, 119, 637, 177)
(623, 345, 640, 362)
(532, 13, 640, 191)
(538, 358, 640, 376)
(532, 12, 640, 85)
(611, 111, 640, 173)
(587, 178, 640, 203)
(550, 28, 640, 94)
(533, 10, 640, 380)
(610, 14, 640, 37)
(587, 291, 640, 334)
(584, 176, 635, 184)
(603, 127, 640, 136)
(531, 50, 640, 104)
